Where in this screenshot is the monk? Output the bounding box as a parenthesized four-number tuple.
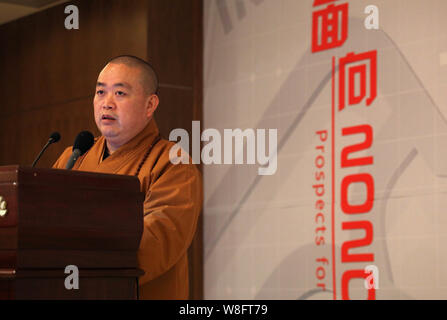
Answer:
(52, 55, 203, 299)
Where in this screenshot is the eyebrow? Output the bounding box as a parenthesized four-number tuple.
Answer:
(96, 82, 132, 89)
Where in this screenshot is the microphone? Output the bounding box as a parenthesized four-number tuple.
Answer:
(31, 132, 61, 167)
(65, 131, 94, 170)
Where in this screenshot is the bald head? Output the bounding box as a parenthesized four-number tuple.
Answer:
(105, 55, 159, 96)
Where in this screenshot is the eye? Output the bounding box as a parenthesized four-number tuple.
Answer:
(96, 90, 104, 95)
(116, 91, 126, 96)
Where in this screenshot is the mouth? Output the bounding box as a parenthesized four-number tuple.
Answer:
(101, 115, 116, 121)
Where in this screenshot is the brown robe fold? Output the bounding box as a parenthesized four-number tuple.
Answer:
(53, 118, 203, 299)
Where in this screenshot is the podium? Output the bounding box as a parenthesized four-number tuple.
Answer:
(0, 166, 144, 299)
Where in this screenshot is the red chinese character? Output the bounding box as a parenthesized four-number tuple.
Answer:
(312, 3, 348, 53)
(338, 50, 377, 111)
(313, 0, 338, 7)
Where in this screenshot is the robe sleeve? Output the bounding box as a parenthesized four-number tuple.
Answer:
(137, 158, 203, 285)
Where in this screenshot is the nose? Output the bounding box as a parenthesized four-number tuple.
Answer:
(103, 93, 115, 110)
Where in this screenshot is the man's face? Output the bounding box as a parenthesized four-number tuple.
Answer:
(94, 63, 152, 152)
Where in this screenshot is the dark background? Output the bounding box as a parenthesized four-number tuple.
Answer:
(0, 0, 203, 299)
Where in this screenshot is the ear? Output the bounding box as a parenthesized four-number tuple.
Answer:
(145, 94, 159, 119)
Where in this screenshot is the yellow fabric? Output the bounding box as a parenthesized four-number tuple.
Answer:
(52, 118, 203, 299)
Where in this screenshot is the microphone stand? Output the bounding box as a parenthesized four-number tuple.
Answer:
(32, 139, 54, 168)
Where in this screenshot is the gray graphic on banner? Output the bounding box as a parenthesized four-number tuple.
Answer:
(216, 0, 264, 34)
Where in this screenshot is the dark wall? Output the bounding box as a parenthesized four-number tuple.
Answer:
(0, 0, 203, 299)
(0, 0, 149, 167)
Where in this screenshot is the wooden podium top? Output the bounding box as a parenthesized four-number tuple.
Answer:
(0, 165, 144, 270)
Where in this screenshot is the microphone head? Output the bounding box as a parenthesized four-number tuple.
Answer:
(73, 131, 94, 155)
(49, 131, 61, 143)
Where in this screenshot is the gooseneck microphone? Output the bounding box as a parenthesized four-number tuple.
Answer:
(65, 131, 94, 170)
(31, 132, 61, 167)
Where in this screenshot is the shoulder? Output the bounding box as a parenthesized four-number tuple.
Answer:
(52, 146, 73, 169)
(146, 137, 201, 179)
(147, 137, 176, 160)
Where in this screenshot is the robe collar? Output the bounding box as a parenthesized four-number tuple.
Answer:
(76, 118, 160, 174)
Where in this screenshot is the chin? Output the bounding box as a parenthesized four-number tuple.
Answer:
(101, 129, 119, 139)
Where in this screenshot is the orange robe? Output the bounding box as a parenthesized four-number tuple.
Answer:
(52, 118, 203, 299)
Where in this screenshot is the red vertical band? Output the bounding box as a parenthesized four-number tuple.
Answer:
(331, 56, 337, 300)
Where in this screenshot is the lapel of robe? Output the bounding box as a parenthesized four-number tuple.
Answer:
(73, 118, 160, 176)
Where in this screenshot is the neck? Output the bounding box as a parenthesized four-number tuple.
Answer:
(106, 141, 118, 154)
(103, 119, 157, 155)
